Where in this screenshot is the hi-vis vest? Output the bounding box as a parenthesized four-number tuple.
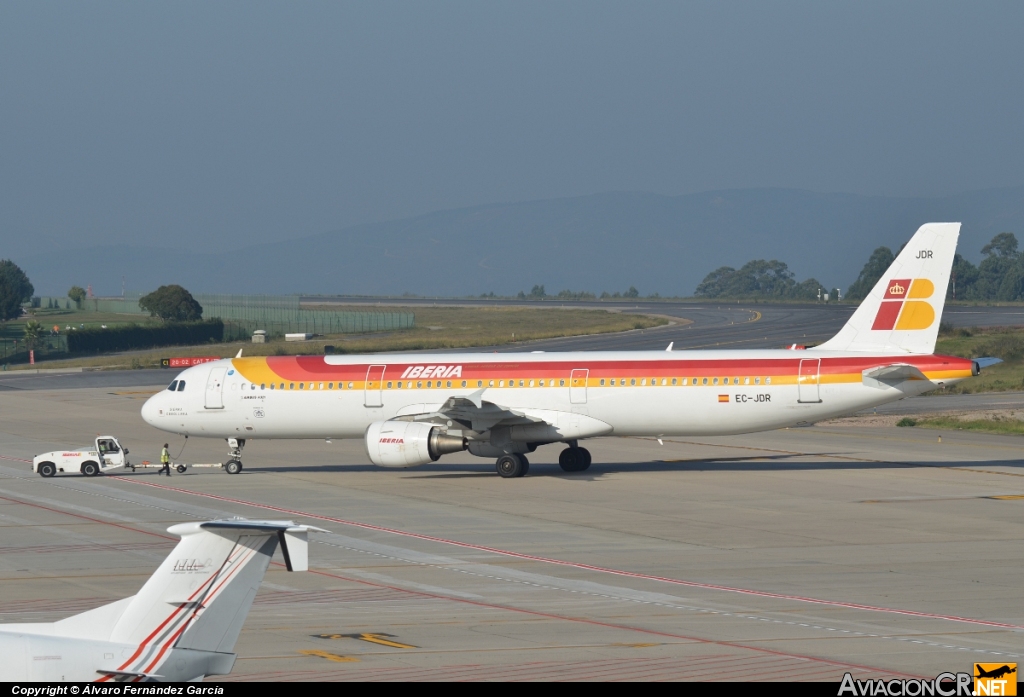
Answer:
(160, 448, 170, 464)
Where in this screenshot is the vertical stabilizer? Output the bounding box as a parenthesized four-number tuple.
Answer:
(817, 223, 960, 354)
(105, 519, 323, 675)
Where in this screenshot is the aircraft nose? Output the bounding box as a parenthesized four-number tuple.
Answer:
(141, 394, 161, 427)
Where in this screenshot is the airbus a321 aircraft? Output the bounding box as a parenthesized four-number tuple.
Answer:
(142, 223, 996, 478)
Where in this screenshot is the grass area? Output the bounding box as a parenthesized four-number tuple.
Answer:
(1, 309, 144, 337)
(934, 326, 1024, 393)
(898, 415, 1024, 436)
(10, 305, 667, 370)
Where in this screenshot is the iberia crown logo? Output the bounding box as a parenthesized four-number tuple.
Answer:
(871, 278, 935, 331)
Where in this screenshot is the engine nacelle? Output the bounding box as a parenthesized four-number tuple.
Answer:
(365, 420, 467, 468)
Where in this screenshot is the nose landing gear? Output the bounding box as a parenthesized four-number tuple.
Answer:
(225, 438, 246, 475)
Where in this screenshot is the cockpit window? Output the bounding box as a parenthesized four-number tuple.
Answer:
(168, 380, 178, 391)
(177, 381, 186, 392)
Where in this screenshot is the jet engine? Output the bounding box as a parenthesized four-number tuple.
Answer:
(365, 420, 467, 467)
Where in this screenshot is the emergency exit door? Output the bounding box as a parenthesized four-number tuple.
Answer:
(797, 359, 821, 403)
(205, 366, 226, 409)
(364, 365, 386, 407)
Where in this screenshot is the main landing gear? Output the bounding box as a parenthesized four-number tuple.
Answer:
(496, 453, 529, 478)
(495, 445, 592, 478)
(558, 446, 591, 473)
(225, 438, 246, 475)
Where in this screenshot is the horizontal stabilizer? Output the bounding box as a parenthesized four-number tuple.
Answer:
(862, 363, 930, 389)
(973, 357, 1003, 369)
(862, 364, 929, 381)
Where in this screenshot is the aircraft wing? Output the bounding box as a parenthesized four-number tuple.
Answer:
(403, 391, 544, 432)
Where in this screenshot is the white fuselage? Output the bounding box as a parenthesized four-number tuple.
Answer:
(141, 349, 974, 444)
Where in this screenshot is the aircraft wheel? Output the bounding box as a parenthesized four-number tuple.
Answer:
(559, 447, 590, 472)
(38, 462, 56, 478)
(495, 454, 527, 478)
(176, 465, 187, 473)
(520, 455, 530, 476)
(81, 461, 100, 477)
(225, 460, 243, 475)
(578, 447, 592, 470)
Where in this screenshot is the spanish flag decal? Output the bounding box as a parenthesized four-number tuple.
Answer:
(718, 394, 730, 403)
(871, 278, 935, 331)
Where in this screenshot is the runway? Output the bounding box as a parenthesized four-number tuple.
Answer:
(1, 302, 1020, 392)
(0, 384, 1021, 681)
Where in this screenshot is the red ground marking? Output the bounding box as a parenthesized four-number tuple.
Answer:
(302, 566, 920, 680)
(0, 476, 911, 679)
(0, 493, 176, 541)
(111, 475, 1024, 632)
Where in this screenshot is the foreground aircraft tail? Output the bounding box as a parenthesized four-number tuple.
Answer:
(817, 223, 960, 354)
(51, 519, 324, 678)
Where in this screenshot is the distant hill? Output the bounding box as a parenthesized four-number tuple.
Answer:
(19, 186, 1024, 297)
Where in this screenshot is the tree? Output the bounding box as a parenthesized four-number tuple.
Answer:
(22, 320, 42, 349)
(948, 253, 979, 300)
(975, 233, 1021, 300)
(694, 267, 735, 298)
(68, 286, 87, 308)
(529, 284, 546, 298)
(981, 232, 1018, 258)
(139, 285, 203, 321)
(624, 286, 640, 298)
(846, 246, 894, 300)
(0, 259, 34, 322)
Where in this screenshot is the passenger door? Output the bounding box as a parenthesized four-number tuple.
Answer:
(570, 368, 589, 404)
(364, 365, 386, 408)
(797, 359, 821, 403)
(205, 366, 227, 409)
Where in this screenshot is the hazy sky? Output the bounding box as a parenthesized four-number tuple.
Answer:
(2, 1, 1022, 257)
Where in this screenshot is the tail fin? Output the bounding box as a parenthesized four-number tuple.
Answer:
(103, 519, 323, 662)
(817, 222, 960, 354)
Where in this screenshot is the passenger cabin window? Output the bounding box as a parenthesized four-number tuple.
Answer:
(177, 381, 186, 391)
(168, 380, 178, 391)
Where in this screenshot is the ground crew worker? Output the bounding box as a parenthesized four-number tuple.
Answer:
(159, 443, 171, 477)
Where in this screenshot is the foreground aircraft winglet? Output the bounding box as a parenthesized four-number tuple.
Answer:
(0, 518, 325, 682)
